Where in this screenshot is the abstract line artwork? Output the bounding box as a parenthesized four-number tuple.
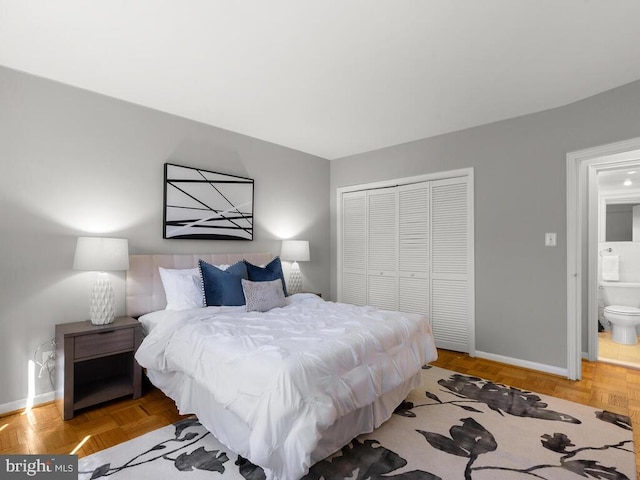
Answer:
(163, 163, 254, 240)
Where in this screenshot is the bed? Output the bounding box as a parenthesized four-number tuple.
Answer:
(129, 253, 438, 480)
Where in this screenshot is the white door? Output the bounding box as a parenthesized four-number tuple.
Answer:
(430, 177, 473, 352)
(398, 182, 430, 316)
(367, 187, 398, 310)
(341, 191, 367, 305)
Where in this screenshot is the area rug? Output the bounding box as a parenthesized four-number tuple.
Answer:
(78, 366, 636, 479)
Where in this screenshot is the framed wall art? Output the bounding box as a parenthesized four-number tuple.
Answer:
(163, 163, 254, 240)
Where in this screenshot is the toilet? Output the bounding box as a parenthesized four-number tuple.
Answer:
(603, 305, 640, 344)
(600, 282, 640, 345)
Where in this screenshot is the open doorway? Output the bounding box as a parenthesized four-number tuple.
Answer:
(567, 138, 640, 380)
(595, 166, 640, 368)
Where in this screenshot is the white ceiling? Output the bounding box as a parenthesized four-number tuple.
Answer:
(2, 1, 640, 160)
(599, 169, 640, 193)
(597, 149, 640, 192)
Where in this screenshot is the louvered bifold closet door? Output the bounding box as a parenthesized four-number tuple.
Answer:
(367, 187, 398, 310)
(398, 182, 429, 317)
(431, 177, 471, 352)
(341, 191, 367, 305)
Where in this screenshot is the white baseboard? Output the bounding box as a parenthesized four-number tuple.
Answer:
(0, 391, 55, 416)
(475, 350, 569, 378)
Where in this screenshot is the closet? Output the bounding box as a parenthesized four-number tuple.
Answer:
(338, 170, 474, 354)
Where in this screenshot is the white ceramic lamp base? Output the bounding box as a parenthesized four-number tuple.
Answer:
(90, 272, 115, 325)
(288, 261, 303, 295)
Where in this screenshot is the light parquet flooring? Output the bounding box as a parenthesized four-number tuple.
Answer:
(0, 381, 189, 459)
(1, 350, 639, 477)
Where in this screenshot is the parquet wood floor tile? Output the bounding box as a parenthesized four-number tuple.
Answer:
(0, 379, 188, 459)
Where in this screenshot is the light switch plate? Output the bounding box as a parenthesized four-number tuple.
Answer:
(545, 232, 557, 247)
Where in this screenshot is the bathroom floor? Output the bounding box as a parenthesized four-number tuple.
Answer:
(598, 331, 640, 368)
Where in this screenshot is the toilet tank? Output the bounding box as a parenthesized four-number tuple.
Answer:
(600, 282, 640, 307)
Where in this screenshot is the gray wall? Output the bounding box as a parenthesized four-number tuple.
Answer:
(330, 79, 640, 370)
(0, 66, 330, 409)
(3, 64, 640, 409)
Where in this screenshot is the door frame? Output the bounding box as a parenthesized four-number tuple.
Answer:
(566, 137, 640, 380)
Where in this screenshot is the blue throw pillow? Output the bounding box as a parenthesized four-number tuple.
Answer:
(244, 257, 288, 296)
(199, 260, 248, 306)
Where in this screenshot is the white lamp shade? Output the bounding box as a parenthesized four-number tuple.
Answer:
(73, 237, 129, 271)
(280, 240, 310, 262)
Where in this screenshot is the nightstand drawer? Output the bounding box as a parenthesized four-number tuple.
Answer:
(74, 328, 135, 360)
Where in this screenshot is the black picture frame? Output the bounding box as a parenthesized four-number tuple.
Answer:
(163, 163, 254, 240)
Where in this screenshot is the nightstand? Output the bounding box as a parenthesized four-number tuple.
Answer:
(55, 316, 143, 420)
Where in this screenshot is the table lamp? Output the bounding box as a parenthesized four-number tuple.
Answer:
(280, 240, 310, 294)
(73, 237, 129, 325)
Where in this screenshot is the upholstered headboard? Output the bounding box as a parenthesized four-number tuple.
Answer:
(126, 252, 273, 317)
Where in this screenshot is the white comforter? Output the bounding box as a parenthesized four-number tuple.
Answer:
(135, 294, 437, 480)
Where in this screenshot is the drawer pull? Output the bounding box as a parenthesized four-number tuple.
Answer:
(98, 331, 115, 335)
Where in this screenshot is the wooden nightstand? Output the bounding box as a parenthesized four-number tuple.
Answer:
(55, 316, 143, 420)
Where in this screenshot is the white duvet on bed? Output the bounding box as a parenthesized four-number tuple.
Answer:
(135, 293, 437, 480)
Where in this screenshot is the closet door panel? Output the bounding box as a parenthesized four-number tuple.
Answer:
(431, 177, 471, 352)
(367, 188, 398, 273)
(399, 183, 429, 273)
(398, 182, 430, 317)
(432, 180, 467, 278)
(341, 191, 367, 305)
(399, 275, 429, 316)
(368, 275, 398, 310)
(432, 279, 468, 350)
(343, 272, 367, 306)
(367, 188, 398, 308)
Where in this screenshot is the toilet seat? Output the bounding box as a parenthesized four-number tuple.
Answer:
(604, 305, 640, 315)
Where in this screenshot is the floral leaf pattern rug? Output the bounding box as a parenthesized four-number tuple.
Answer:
(78, 366, 636, 479)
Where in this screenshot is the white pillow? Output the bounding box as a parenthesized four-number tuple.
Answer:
(241, 278, 286, 312)
(159, 265, 231, 311)
(159, 267, 204, 311)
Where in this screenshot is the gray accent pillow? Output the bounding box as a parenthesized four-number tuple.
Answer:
(241, 278, 286, 312)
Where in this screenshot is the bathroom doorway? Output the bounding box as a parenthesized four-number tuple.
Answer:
(596, 168, 640, 368)
(566, 138, 640, 380)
